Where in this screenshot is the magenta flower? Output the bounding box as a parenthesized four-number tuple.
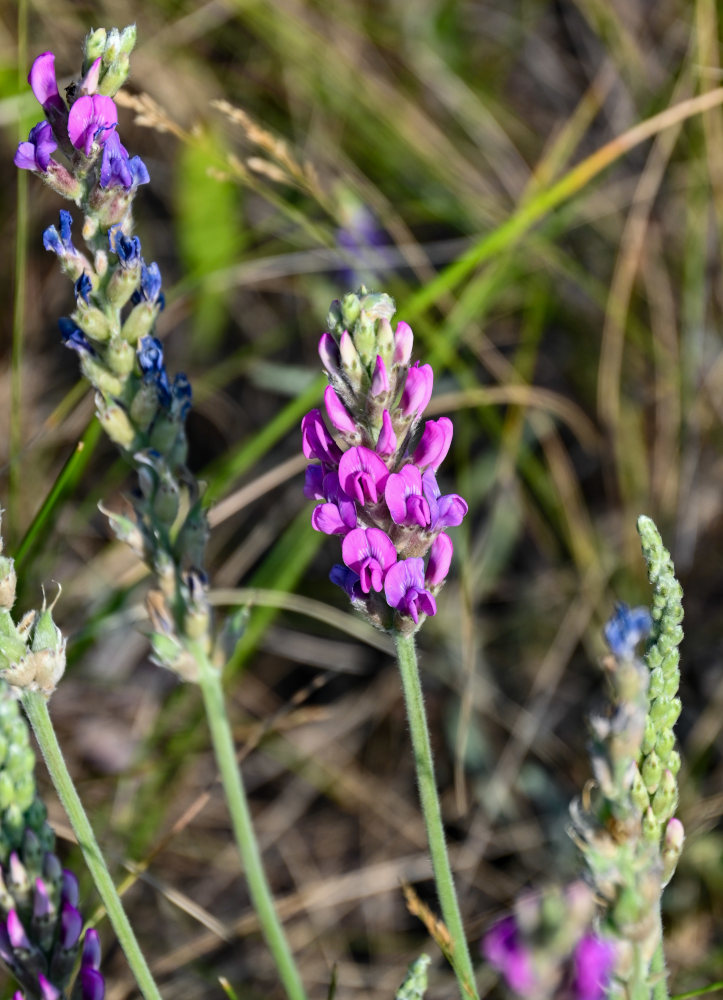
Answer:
(394, 321, 413, 365)
(385, 465, 430, 527)
(422, 470, 468, 530)
(324, 385, 356, 434)
(384, 558, 436, 623)
(426, 533, 453, 586)
(482, 916, 537, 994)
(6, 912, 30, 952)
(99, 130, 150, 189)
(342, 527, 396, 593)
(375, 410, 396, 456)
(570, 935, 615, 1000)
(28, 52, 66, 116)
(414, 417, 454, 471)
(311, 472, 357, 535)
(303, 464, 326, 500)
(37, 975, 60, 1000)
(14, 121, 57, 172)
(400, 362, 433, 418)
(67, 95, 118, 156)
(319, 332, 341, 376)
(301, 409, 342, 465)
(338, 446, 390, 505)
(371, 355, 390, 397)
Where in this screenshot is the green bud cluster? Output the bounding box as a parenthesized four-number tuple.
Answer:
(395, 954, 430, 1000)
(82, 25, 137, 97)
(635, 515, 684, 830)
(327, 288, 397, 384)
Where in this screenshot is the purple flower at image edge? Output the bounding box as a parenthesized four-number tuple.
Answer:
(570, 935, 615, 1000)
(482, 916, 537, 994)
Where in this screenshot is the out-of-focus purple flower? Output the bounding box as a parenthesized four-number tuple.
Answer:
(14, 121, 58, 172)
(482, 916, 537, 994)
(81, 929, 102, 970)
(338, 446, 389, 505)
(318, 333, 341, 377)
(329, 564, 363, 600)
(37, 974, 60, 1000)
(370, 356, 390, 397)
(400, 362, 433, 418)
(375, 410, 396, 456)
(426, 533, 453, 587)
(311, 472, 357, 535)
(336, 204, 388, 286)
(385, 466, 430, 527)
(108, 224, 141, 267)
(414, 417, 454, 472)
(59, 317, 95, 355)
(33, 879, 51, 920)
(60, 870, 79, 908)
(342, 527, 396, 593)
(570, 935, 615, 1000)
(59, 903, 82, 949)
(324, 386, 356, 435)
(99, 129, 150, 190)
(80, 968, 105, 1000)
(28, 53, 66, 117)
(422, 470, 468, 530)
(137, 336, 171, 406)
(302, 410, 343, 465)
(171, 373, 193, 419)
(67, 95, 118, 156)
(384, 558, 436, 623)
(394, 321, 413, 365)
(132, 262, 164, 309)
(43, 210, 76, 258)
(6, 912, 30, 952)
(604, 602, 651, 659)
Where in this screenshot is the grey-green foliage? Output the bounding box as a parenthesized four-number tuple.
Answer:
(395, 954, 430, 999)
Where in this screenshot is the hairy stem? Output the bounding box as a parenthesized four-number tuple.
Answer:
(191, 642, 308, 1000)
(394, 631, 479, 1000)
(21, 690, 163, 1000)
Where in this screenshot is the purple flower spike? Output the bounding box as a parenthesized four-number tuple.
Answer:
(422, 470, 468, 530)
(384, 558, 436, 623)
(394, 321, 414, 365)
(80, 968, 106, 1000)
(68, 95, 118, 156)
(301, 410, 342, 465)
(303, 464, 326, 500)
(37, 975, 61, 1000)
(99, 130, 150, 190)
(426, 533, 453, 587)
(385, 466, 430, 527)
(14, 120, 58, 172)
(324, 385, 356, 435)
(59, 903, 82, 950)
(330, 564, 363, 600)
(371, 355, 390, 397)
(60, 868, 79, 907)
(6, 911, 31, 951)
(318, 333, 341, 376)
(414, 417, 454, 472)
(571, 935, 615, 1000)
(82, 928, 102, 970)
(338, 446, 390, 505)
(342, 527, 396, 593)
(400, 362, 433, 419)
(604, 603, 652, 659)
(28, 52, 66, 116)
(375, 409, 396, 456)
(482, 916, 536, 993)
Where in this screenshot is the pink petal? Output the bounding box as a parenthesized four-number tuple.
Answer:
(376, 409, 397, 456)
(426, 533, 453, 586)
(324, 385, 356, 434)
(394, 321, 414, 364)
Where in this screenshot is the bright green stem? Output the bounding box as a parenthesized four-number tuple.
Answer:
(191, 642, 308, 1000)
(651, 935, 670, 1000)
(21, 690, 163, 1000)
(394, 632, 479, 1000)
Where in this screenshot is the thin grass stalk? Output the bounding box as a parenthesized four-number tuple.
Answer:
(394, 631, 479, 1000)
(190, 641, 308, 1000)
(20, 690, 163, 1000)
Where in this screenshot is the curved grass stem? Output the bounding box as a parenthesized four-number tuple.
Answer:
(191, 642, 308, 1000)
(21, 690, 163, 1000)
(394, 631, 479, 1000)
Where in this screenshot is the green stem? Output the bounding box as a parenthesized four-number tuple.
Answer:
(651, 932, 669, 1000)
(394, 632, 479, 1000)
(191, 642, 308, 1000)
(21, 690, 163, 1000)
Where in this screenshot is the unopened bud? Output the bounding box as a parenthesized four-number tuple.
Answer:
(651, 769, 678, 821)
(121, 302, 158, 345)
(0, 558, 16, 610)
(642, 807, 660, 843)
(641, 751, 662, 795)
(654, 728, 675, 763)
(630, 765, 650, 814)
(96, 398, 136, 449)
(662, 817, 685, 885)
(85, 28, 107, 62)
(107, 263, 140, 309)
(72, 306, 111, 342)
(106, 337, 136, 376)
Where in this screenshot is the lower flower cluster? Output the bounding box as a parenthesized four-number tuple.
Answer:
(302, 290, 467, 632)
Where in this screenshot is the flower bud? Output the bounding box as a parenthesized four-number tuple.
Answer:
(641, 751, 662, 795)
(662, 817, 685, 885)
(651, 768, 677, 821)
(72, 306, 111, 342)
(85, 28, 107, 62)
(96, 398, 136, 449)
(0, 558, 17, 610)
(106, 337, 135, 376)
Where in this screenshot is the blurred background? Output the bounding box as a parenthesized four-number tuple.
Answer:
(1, 0, 723, 997)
